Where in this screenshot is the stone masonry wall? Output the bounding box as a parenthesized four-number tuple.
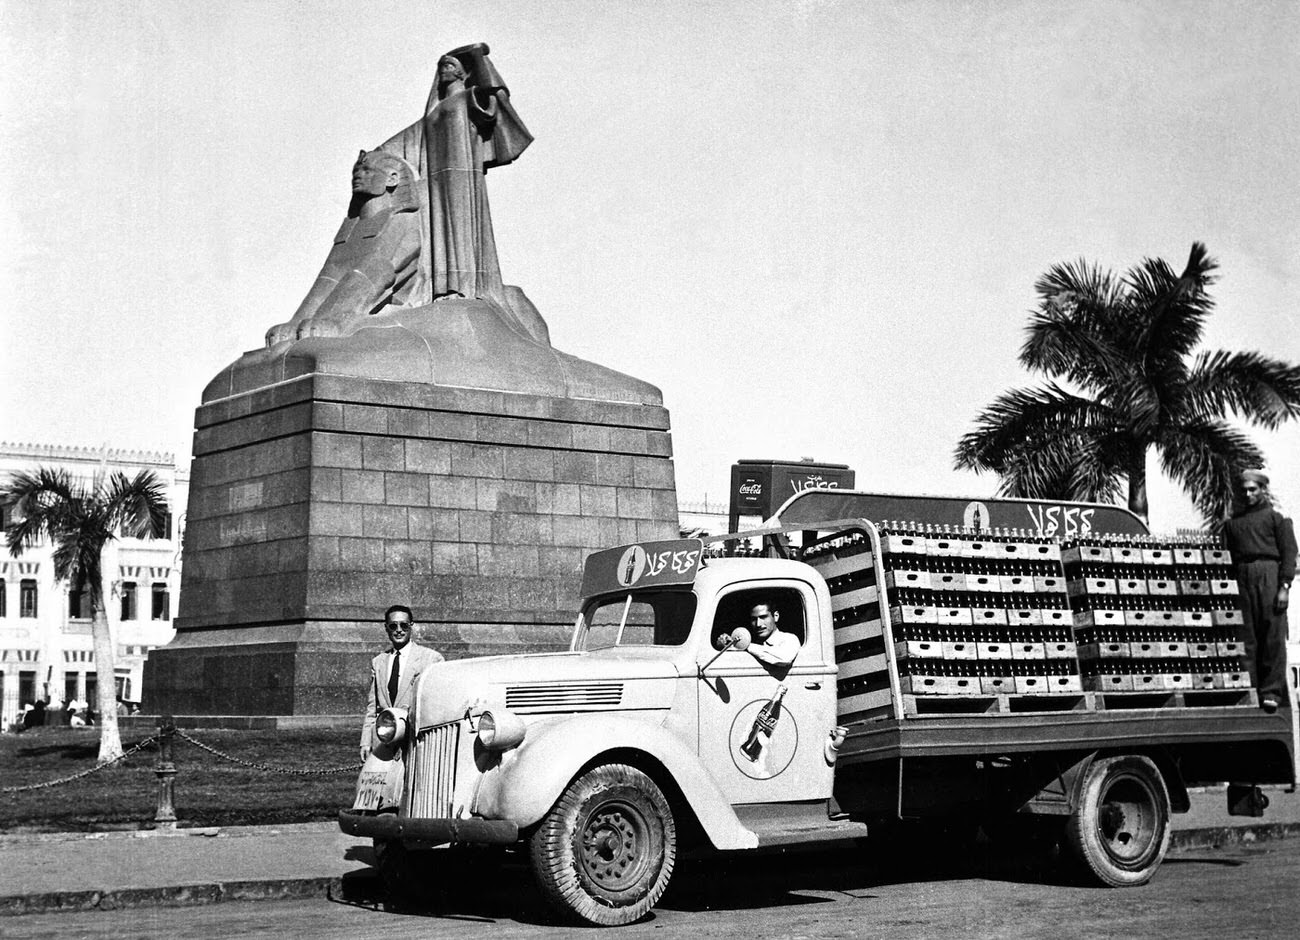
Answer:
(175, 373, 678, 659)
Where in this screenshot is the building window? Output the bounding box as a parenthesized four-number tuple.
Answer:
(64, 674, 78, 706)
(0, 580, 6, 618)
(19, 670, 36, 707)
(151, 582, 170, 621)
(20, 579, 37, 618)
(69, 573, 90, 619)
(120, 582, 138, 620)
(85, 674, 98, 709)
(163, 510, 173, 541)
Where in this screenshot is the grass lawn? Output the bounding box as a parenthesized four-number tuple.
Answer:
(0, 725, 359, 833)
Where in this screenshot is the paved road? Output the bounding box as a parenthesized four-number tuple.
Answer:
(7, 837, 1298, 939)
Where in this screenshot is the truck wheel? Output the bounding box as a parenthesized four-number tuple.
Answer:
(530, 763, 676, 926)
(1065, 755, 1170, 887)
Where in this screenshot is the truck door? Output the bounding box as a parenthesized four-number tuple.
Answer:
(696, 581, 837, 803)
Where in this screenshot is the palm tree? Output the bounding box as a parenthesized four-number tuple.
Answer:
(2, 467, 168, 762)
(955, 243, 1300, 526)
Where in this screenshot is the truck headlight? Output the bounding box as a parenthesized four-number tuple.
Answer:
(477, 709, 526, 751)
(374, 707, 408, 746)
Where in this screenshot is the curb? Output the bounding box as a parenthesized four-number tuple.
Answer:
(3, 822, 1299, 917)
(1170, 821, 1300, 850)
(0, 821, 341, 846)
(0, 873, 378, 917)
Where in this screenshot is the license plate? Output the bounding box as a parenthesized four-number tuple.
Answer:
(352, 771, 390, 811)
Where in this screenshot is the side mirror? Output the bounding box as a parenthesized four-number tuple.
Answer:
(701, 627, 753, 675)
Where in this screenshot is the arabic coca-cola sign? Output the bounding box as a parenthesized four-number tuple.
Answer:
(729, 459, 855, 523)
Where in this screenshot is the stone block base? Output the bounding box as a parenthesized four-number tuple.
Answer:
(146, 372, 677, 716)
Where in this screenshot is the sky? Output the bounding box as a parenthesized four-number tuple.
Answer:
(2, 0, 1297, 533)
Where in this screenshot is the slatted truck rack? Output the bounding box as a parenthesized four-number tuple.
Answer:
(340, 490, 1296, 926)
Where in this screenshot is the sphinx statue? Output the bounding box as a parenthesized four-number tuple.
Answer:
(265, 150, 422, 345)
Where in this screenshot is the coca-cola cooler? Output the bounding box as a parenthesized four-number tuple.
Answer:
(728, 459, 855, 534)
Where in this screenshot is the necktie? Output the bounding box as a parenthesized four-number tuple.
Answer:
(388, 649, 400, 703)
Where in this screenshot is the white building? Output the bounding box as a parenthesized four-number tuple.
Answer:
(0, 442, 187, 730)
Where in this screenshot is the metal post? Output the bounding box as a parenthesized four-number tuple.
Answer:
(153, 716, 178, 831)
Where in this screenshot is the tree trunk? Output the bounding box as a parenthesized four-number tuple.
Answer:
(90, 601, 124, 763)
(1127, 446, 1149, 523)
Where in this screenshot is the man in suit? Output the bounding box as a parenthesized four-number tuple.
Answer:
(360, 604, 445, 762)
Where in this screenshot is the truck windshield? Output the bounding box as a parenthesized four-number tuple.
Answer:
(573, 590, 698, 651)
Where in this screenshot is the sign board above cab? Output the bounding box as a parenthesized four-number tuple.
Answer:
(581, 539, 704, 598)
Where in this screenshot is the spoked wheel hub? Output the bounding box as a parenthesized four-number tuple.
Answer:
(580, 801, 650, 893)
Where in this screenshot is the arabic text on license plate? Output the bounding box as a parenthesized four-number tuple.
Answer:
(352, 771, 388, 811)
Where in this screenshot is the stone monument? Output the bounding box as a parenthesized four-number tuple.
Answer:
(145, 44, 679, 718)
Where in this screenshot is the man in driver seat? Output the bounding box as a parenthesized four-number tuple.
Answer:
(743, 600, 800, 666)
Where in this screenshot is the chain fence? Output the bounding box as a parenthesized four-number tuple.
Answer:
(175, 729, 361, 776)
(1, 735, 159, 794)
(3, 720, 362, 831)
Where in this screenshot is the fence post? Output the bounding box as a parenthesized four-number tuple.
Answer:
(153, 715, 178, 831)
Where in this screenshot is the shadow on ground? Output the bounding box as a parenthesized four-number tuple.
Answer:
(325, 835, 1110, 926)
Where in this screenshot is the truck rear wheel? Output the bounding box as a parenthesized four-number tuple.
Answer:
(530, 763, 676, 926)
(1065, 755, 1170, 887)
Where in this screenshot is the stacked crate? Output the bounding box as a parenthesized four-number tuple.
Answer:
(802, 528, 892, 722)
(879, 524, 1083, 697)
(1064, 536, 1250, 695)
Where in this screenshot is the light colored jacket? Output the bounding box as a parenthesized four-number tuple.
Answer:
(360, 642, 444, 748)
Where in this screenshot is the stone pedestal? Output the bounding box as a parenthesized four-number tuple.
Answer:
(144, 370, 677, 716)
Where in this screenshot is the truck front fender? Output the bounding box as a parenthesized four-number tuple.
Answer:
(472, 713, 758, 850)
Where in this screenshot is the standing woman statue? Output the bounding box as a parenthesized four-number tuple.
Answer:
(1222, 469, 1296, 713)
(378, 43, 533, 310)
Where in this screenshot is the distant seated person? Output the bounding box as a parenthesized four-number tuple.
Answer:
(742, 600, 801, 667)
(69, 708, 87, 727)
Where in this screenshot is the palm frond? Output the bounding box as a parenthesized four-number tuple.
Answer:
(1184, 349, 1300, 430)
(1022, 259, 1134, 388)
(1128, 242, 1218, 372)
(2, 468, 83, 557)
(1156, 420, 1264, 526)
(954, 384, 1118, 474)
(1065, 430, 1130, 504)
(103, 470, 169, 539)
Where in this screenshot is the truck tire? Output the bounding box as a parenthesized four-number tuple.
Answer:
(1065, 755, 1171, 887)
(530, 763, 676, 926)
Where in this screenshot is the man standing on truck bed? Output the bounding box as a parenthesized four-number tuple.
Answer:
(744, 600, 801, 667)
(360, 605, 444, 761)
(1223, 470, 1296, 714)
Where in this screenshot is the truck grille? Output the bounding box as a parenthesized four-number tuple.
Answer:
(505, 682, 624, 711)
(405, 721, 460, 818)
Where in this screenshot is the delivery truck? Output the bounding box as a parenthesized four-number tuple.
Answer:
(339, 490, 1296, 926)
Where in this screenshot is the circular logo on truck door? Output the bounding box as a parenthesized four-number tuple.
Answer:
(728, 696, 799, 780)
(616, 546, 648, 586)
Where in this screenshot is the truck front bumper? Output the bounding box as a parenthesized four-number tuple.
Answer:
(338, 809, 519, 844)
